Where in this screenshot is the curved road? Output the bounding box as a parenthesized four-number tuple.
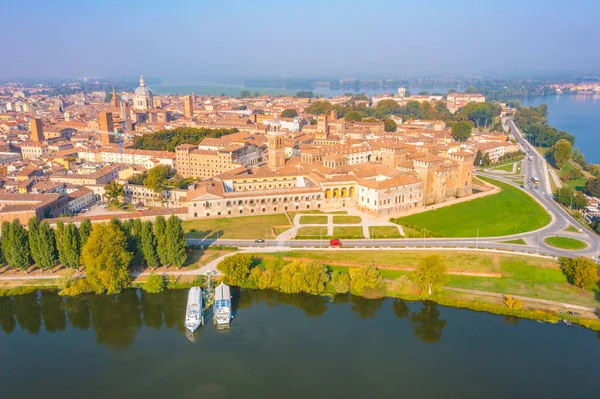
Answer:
(188, 119, 599, 261)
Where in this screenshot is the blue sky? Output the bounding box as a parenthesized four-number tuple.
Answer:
(2, 0, 599, 79)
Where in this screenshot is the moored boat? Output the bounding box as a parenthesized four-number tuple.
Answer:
(213, 283, 232, 326)
(184, 287, 203, 332)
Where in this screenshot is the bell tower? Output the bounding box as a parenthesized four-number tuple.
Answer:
(267, 113, 285, 171)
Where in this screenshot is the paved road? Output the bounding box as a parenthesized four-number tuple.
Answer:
(187, 119, 599, 261)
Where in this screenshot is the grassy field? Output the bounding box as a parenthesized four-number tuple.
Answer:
(492, 163, 515, 172)
(393, 177, 550, 237)
(369, 226, 403, 238)
(274, 226, 291, 236)
(332, 226, 364, 238)
(332, 215, 362, 224)
(501, 238, 527, 245)
(544, 236, 588, 250)
(270, 250, 557, 274)
(264, 250, 598, 307)
(564, 225, 581, 233)
(182, 249, 235, 269)
(299, 215, 328, 224)
(296, 226, 328, 237)
(183, 214, 290, 239)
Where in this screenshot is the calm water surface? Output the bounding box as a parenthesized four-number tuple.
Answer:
(0, 289, 598, 399)
(519, 94, 600, 163)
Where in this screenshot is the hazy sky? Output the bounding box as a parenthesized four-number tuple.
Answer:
(2, 0, 600, 80)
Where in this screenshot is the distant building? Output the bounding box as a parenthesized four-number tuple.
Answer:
(98, 111, 115, 145)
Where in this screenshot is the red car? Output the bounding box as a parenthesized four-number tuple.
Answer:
(329, 239, 342, 247)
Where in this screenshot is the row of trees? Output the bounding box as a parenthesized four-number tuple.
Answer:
(132, 127, 238, 151)
(0, 216, 187, 294)
(515, 105, 575, 148)
(217, 254, 449, 299)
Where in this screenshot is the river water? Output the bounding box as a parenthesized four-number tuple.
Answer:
(519, 94, 600, 164)
(0, 289, 598, 399)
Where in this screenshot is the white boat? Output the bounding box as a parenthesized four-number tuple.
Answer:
(213, 283, 232, 326)
(184, 287, 203, 332)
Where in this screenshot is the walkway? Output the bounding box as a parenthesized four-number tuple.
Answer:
(279, 211, 404, 240)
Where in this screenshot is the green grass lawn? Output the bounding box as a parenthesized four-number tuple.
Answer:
(182, 248, 235, 269)
(501, 238, 527, 245)
(296, 226, 329, 237)
(274, 226, 291, 236)
(369, 226, 403, 238)
(492, 163, 515, 172)
(183, 214, 290, 239)
(544, 236, 588, 250)
(564, 225, 581, 233)
(333, 226, 364, 238)
(271, 250, 558, 274)
(332, 215, 362, 224)
(393, 176, 550, 237)
(299, 215, 328, 224)
(565, 178, 587, 191)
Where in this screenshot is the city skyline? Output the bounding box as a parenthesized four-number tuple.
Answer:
(2, 0, 600, 79)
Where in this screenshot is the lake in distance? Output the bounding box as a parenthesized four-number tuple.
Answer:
(0, 289, 599, 399)
(519, 94, 600, 164)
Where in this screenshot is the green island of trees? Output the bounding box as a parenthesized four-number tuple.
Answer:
(132, 127, 239, 151)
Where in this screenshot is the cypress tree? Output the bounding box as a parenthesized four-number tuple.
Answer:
(55, 221, 66, 266)
(140, 221, 159, 269)
(154, 216, 168, 266)
(60, 223, 80, 270)
(1, 221, 12, 266)
(166, 215, 187, 269)
(28, 217, 41, 267)
(9, 220, 30, 273)
(37, 221, 57, 271)
(79, 219, 92, 246)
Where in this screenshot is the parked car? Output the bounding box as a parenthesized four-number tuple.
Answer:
(330, 239, 342, 247)
(255, 239, 265, 243)
(81, 208, 89, 212)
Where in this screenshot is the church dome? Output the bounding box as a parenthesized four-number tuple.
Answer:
(135, 86, 152, 97)
(134, 74, 152, 97)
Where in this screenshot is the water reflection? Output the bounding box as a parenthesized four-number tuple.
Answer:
(0, 290, 452, 347)
(409, 301, 447, 344)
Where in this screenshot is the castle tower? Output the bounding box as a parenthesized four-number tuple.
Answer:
(267, 113, 285, 171)
(184, 95, 194, 118)
(99, 111, 116, 145)
(29, 118, 44, 142)
(110, 85, 120, 108)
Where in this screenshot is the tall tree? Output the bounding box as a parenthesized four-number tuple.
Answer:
(143, 165, 173, 205)
(27, 217, 41, 267)
(1, 221, 12, 266)
(154, 216, 168, 266)
(81, 223, 133, 294)
(584, 176, 600, 198)
(166, 216, 187, 269)
(9, 220, 30, 273)
(384, 118, 397, 132)
(280, 109, 298, 118)
(60, 223, 80, 270)
(560, 257, 598, 289)
(549, 139, 572, 168)
(139, 221, 159, 269)
(412, 255, 448, 296)
(79, 219, 92, 246)
(36, 221, 57, 272)
(103, 180, 124, 204)
(451, 121, 473, 142)
(55, 221, 66, 266)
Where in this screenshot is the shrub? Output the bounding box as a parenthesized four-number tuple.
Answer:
(503, 295, 523, 310)
(144, 273, 165, 293)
